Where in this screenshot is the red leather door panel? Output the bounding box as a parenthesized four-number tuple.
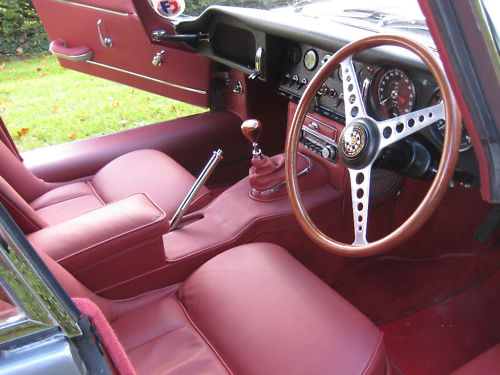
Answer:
(32, 0, 210, 107)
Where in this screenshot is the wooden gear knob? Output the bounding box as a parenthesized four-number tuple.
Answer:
(241, 119, 263, 144)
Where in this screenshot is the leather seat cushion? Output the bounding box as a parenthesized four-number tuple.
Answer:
(91, 149, 212, 217)
(31, 182, 104, 226)
(113, 295, 229, 374)
(451, 344, 500, 375)
(112, 243, 386, 375)
(29, 150, 212, 227)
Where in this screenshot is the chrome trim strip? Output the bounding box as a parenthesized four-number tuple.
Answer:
(53, 0, 129, 16)
(170, 149, 223, 231)
(87, 61, 208, 95)
(51, 50, 93, 62)
(302, 125, 337, 146)
(0, 232, 81, 338)
(305, 114, 339, 134)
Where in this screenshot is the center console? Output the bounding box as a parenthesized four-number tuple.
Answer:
(27, 109, 344, 300)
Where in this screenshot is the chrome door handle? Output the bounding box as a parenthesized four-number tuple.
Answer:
(97, 19, 113, 47)
(49, 39, 93, 62)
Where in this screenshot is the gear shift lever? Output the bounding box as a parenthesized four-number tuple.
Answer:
(241, 119, 263, 160)
(241, 119, 324, 201)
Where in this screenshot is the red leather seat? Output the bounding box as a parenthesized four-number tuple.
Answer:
(451, 344, 500, 375)
(39, 242, 388, 375)
(0, 141, 211, 233)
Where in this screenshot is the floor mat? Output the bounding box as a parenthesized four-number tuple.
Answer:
(328, 245, 500, 324)
(381, 263, 500, 375)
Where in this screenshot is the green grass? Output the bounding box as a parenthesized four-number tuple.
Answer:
(0, 55, 207, 152)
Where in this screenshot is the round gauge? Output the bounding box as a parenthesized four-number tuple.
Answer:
(321, 54, 332, 66)
(428, 90, 473, 152)
(288, 45, 302, 65)
(303, 49, 318, 71)
(373, 68, 416, 119)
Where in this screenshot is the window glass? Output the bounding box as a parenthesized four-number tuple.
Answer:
(0, 283, 26, 328)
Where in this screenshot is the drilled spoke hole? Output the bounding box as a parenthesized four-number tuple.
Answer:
(419, 115, 424, 122)
(396, 123, 404, 133)
(357, 202, 363, 211)
(429, 112, 433, 118)
(349, 94, 356, 104)
(358, 226, 363, 231)
(348, 84, 353, 92)
(351, 106, 359, 117)
(356, 172, 364, 184)
(346, 75, 351, 82)
(408, 118, 415, 127)
(356, 188, 364, 198)
(383, 127, 392, 139)
(358, 215, 363, 222)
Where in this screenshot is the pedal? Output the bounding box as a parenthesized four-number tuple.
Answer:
(474, 206, 500, 244)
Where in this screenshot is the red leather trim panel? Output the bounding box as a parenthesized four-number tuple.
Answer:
(33, 0, 210, 106)
(27, 193, 168, 271)
(22, 111, 245, 183)
(163, 176, 339, 262)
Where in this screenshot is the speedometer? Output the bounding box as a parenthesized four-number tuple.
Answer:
(373, 68, 416, 119)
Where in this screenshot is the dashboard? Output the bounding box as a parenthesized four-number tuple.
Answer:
(175, 7, 480, 187)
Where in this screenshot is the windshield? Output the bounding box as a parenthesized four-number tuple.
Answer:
(183, 0, 425, 25)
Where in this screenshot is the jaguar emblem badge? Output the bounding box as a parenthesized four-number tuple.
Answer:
(341, 125, 366, 158)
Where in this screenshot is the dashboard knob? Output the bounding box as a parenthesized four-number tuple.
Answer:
(321, 144, 336, 160)
(318, 84, 328, 96)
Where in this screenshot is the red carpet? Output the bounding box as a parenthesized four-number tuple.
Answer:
(381, 260, 500, 375)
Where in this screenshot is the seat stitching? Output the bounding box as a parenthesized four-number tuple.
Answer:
(122, 324, 187, 353)
(86, 181, 106, 205)
(175, 297, 233, 375)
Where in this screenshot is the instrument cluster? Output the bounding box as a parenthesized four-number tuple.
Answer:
(278, 43, 473, 152)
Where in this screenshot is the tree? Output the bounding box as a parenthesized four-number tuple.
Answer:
(0, 0, 49, 55)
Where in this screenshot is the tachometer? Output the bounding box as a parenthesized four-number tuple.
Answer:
(428, 90, 473, 152)
(373, 68, 416, 119)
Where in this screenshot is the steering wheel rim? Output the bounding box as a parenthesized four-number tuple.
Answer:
(285, 35, 462, 257)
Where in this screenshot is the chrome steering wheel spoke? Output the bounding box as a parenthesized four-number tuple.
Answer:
(377, 102, 444, 150)
(340, 57, 368, 123)
(348, 165, 372, 246)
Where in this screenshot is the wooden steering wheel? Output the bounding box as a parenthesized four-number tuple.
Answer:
(285, 35, 461, 257)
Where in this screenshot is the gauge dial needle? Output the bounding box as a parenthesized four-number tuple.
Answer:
(397, 95, 406, 104)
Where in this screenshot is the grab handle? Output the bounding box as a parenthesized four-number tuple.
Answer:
(49, 39, 93, 62)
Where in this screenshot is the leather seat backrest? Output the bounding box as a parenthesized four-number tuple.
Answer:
(0, 177, 48, 232)
(0, 142, 52, 232)
(0, 141, 50, 202)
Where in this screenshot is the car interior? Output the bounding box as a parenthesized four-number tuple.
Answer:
(1, 0, 500, 374)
